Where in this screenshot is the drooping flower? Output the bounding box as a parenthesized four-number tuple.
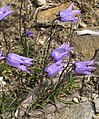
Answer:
(58, 3, 81, 22)
(73, 60, 96, 75)
(6, 53, 33, 73)
(0, 5, 13, 21)
(0, 51, 5, 60)
(23, 29, 33, 37)
(50, 43, 73, 62)
(45, 60, 64, 77)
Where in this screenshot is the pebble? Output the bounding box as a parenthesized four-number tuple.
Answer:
(35, 0, 47, 6)
(93, 115, 99, 119)
(92, 93, 99, 100)
(80, 97, 88, 102)
(93, 98, 99, 113)
(72, 97, 79, 103)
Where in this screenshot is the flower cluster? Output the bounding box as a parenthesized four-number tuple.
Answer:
(0, 3, 96, 77)
(0, 51, 33, 73)
(45, 43, 73, 77)
(44, 3, 95, 77)
(45, 43, 96, 77)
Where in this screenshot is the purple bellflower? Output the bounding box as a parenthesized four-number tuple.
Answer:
(73, 60, 96, 75)
(0, 51, 5, 60)
(0, 5, 13, 21)
(23, 29, 33, 37)
(45, 60, 64, 77)
(58, 3, 81, 22)
(6, 53, 33, 73)
(51, 43, 73, 62)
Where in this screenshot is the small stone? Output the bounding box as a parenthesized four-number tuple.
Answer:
(80, 97, 88, 102)
(73, 97, 79, 103)
(92, 94, 99, 100)
(93, 115, 99, 119)
(93, 98, 99, 113)
(36, 0, 47, 6)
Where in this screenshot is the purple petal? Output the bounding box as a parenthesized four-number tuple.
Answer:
(75, 61, 86, 66)
(0, 56, 5, 60)
(77, 66, 95, 72)
(67, 47, 74, 51)
(6, 53, 33, 66)
(7, 53, 33, 62)
(55, 59, 62, 65)
(55, 49, 67, 53)
(0, 5, 10, 12)
(71, 10, 81, 15)
(45, 60, 64, 77)
(0, 11, 13, 20)
(82, 71, 92, 75)
(85, 60, 95, 65)
(6, 53, 33, 73)
(51, 50, 68, 62)
(0, 51, 2, 56)
(59, 13, 72, 22)
(24, 29, 33, 37)
(85, 66, 96, 71)
(16, 65, 29, 73)
(60, 43, 69, 48)
(19, 56, 33, 66)
(66, 3, 74, 11)
(60, 14, 78, 22)
(20, 56, 33, 61)
(20, 55, 33, 61)
(6, 56, 21, 66)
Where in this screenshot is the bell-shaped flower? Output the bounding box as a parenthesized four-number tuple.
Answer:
(50, 43, 73, 62)
(73, 60, 96, 75)
(45, 60, 64, 77)
(0, 51, 5, 60)
(23, 29, 33, 37)
(58, 3, 81, 22)
(6, 53, 33, 73)
(0, 5, 13, 21)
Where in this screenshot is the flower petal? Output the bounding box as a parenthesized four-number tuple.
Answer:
(0, 11, 13, 20)
(71, 10, 81, 15)
(66, 3, 74, 11)
(16, 65, 29, 73)
(0, 51, 2, 56)
(45, 60, 64, 77)
(85, 60, 95, 65)
(82, 71, 92, 75)
(0, 5, 10, 12)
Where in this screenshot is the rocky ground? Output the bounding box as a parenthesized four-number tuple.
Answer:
(0, 0, 99, 119)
